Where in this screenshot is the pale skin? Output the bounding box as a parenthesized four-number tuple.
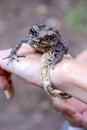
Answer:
(0, 44, 87, 128)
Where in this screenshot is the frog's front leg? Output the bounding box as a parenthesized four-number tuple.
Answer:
(50, 50, 65, 69)
(3, 38, 31, 65)
(53, 51, 65, 64)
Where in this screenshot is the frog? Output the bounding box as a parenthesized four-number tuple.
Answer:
(3, 24, 68, 65)
(3, 24, 72, 99)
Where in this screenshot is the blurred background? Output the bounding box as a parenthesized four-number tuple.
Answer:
(0, 0, 87, 130)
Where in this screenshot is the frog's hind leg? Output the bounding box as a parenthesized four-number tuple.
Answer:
(3, 38, 31, 65)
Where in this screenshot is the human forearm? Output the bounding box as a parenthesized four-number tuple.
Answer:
(50, 59, 87, 103)
(1, 47, 87, 103)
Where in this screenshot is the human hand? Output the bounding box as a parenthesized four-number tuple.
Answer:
(0, 44, 43, 98)
(0, 44, 43, 89)
(53, 96, 87, 128)
(52, 50, 87, 128)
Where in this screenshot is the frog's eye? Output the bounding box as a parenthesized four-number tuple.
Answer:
(29, 25, 39, 35)
(29, 29, 34, 35)
(32, 25, 39, 32)
(47, 31, 55, 40)
(30, 28, 37, 34)
(48, 30, 54, 36)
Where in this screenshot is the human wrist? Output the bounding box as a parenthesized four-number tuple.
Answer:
(50, 59, 71, 90)
(50, 59, 87, 104)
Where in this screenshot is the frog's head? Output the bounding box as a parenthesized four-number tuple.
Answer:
(28, 24, 58, 46)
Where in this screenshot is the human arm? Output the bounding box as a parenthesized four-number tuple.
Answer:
(52, 49, 87, 128)
(1, 45, 87, 128)
(0, 45, 87, 102)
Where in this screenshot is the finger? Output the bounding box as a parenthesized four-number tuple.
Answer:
(69, 122, 84, 128)
(52, 96, 76, 114)
(0, 67, 12, 90)
(79, 111, 87, 127)
(63, 111, 87, 128)
(0, 76, 9, 90)
(0, 67, 14, 99)
(65, 97, 87, 113)
(4, 80, 14, 99)
(0, 68, 5, 75)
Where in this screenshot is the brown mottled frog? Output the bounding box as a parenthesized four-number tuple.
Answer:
(3, 24, 68, 65)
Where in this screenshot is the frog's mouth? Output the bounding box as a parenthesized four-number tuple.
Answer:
(28, 35, 56, 46)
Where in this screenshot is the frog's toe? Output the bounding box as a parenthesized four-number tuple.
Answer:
(3, 54, 25, 65)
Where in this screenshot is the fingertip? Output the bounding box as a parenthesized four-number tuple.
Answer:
(0, 76, 10, 90)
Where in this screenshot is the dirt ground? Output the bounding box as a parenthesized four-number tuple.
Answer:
(0, 0, 87, 130)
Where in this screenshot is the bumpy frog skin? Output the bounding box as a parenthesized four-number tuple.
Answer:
(3, 24, 71, 99)
(3, 24, 68, 64)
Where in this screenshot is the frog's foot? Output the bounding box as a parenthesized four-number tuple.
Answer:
(3, 54, 25, 65)
(46, 58, 55, 69)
